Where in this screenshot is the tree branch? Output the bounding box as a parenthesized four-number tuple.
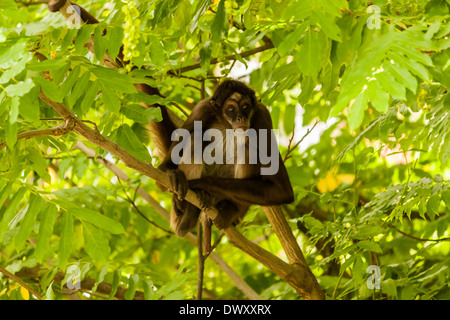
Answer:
(0, 120, 75, 150)
(171, 37, 274, 75)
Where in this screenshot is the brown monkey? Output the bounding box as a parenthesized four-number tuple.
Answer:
(154, 80, 294, 237)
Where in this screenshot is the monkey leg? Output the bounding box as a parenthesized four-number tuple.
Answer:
(213, 200, 249, 230)
(170, 195, 201, 237)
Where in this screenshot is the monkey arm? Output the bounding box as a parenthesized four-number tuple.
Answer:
(188, 172, 294, 206)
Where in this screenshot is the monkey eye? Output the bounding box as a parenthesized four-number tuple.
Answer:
(242, 104, 249, 110)
(227, 106, 234, 113)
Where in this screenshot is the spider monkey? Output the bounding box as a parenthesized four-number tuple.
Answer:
(152, 80, 294, 238)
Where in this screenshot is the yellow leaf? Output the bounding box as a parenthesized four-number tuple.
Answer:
(337, 174, 355, 185)
(20, 287, 30, 300)
(317, 171, 338, 193)
(317, 170, 355, 193)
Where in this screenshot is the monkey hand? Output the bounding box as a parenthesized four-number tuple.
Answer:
(167, 169, 188, 200)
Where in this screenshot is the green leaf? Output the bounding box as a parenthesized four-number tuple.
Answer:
(382, 279, 397, 298)
(67, 71, 90, 108)
(27, 59, 67, 72)
(0, 54, 30, 84)
(375, 72, 406, 100)
(426, 194, 440, 220)
(116, 124, 152, 162)
(0, 0, 17, 9)
(189, 0, 212, 33)
(75, 24, 94, 53)
(425, 21, 441, 40)
(348, 91, 368, 131)
(392, 44, 433, 67)
(211, 0, 226, 43)
(122, 103, 161, 124)
(92, 265, 109, 293)
(143, 279, 154, 300)
(418, 198, 427, 218)
(27, 148, 51, 182)
(357, 240, 383, 253)
(19, 87, 40, 121)
(442, 189, 450, 209)
(388, 51, 430, 81)
(354, 224, 383, 240)
(94, 25, 107, 62)
(5, 78, 35, 97)
(5, 121, 18, 148)
(101, 85, 121, 114)
(352, 255, 366, 285)
(312, 10, 342, 41)
(59, 211, 74, 270)
(60, 66, 81, 97)
(35, 203, 58, 263)
(295, 29, 321, 79)
(278, 22, 308, 56)
(125, 274, 139, 300)
(83, 223, 111, 264)
(9, 96, 19, 123)
(0, 187, 27, 240)
(200, 41, 212, 75)
(439, 135, 450, 167)
(367, 80, 389, 113)
(0, 40, 26, 69)
(34, 77, 63, 103)
(80, 80, 99, 113)
(107, 27, 123, 61)
(92, 67, 136, 93)
(66, 206, 125, 235)
(149, 36, 165, 67)
(44, 282, 55, 300)
(152, 0, 170, 27)
(283, 104, 296, 135)
(174, 0, 193, 30)
(108, 269, 121, 300)
(15, 194, 43, 252)
(383, 61, 418, 94)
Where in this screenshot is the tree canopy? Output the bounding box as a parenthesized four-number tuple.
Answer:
(0, 0, 449, 300)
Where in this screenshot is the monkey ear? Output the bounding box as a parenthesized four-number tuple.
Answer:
(210, 99, 221, 109)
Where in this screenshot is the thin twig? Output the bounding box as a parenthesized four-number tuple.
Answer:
(390, 224, 450, 242)
(171, 39, 274, 75)
(118, 179, 174, 234)
(41, 117, 99, 131)
(202, 232, 225, 261)
(283, 120, 319, 162)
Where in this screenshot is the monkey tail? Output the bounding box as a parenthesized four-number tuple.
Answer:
(148, 105, 178, 159)
(133, 83, 180, 159)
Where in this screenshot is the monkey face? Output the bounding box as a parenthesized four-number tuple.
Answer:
(222, 92, 254, 132)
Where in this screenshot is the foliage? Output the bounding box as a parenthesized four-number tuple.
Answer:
(0, 0, 449, 300)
